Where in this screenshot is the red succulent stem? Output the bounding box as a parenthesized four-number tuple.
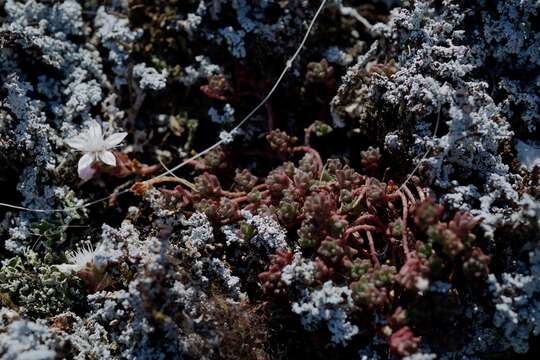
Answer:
(353, 185, 367, 197)
(291, 146, 323, 176)
(402, 184, 417, 205)
(351, 213, 379, 226)
(221, 190, 246, 198)
(385, 191, 401, 201)
(231, 195, 250, 204)
(254, 183, 268, 191)
(343, 224, 377, 241)
(241, 198, 271, 212)
(415, 185, 426, 201)
(231, 190, 270, 204)
(304, 123, 316, 145)
(184, 159, 206, 170)
(200, 85, 230, 101)
(366, 230, 380, 266)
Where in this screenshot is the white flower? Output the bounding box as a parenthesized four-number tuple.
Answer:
(64, 120, 127, 179)
(55, 242, 118, 273)
(55, 243, 100, 273)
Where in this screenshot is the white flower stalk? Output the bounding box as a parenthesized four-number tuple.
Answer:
(64, 120, 127, 179)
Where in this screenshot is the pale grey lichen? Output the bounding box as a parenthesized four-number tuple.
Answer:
(180, 55, 221, 86)
(241, 210, 289, 253)
(180, 212, 214, 258)
(208, 104, 235, 124)
(332, 0, 539, 239)
(281, 251, 316, 287)
(94, 6, 142, 87)
(221, 224, 245, 246)
(132, 63, 168, 91)
(0, 313, 58, 360)
(403, 354, 437, 360)
(488, 246, 540, 353)
(515, 140, 540, 171)
(292, 281, 359, 345)
(219, 26, 246, 58)
(0, 0, 538, 358)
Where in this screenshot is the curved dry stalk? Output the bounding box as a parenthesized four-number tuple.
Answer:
(131, 176, 196, 195)
(398, 190, 411, 259)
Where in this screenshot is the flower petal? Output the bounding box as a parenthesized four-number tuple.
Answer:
(88, 120, 103, 141)
(78, 153, 96, 179)
(54, 264, 77, 273)
(78, 153, 94, 169)
(78, 166, 96, 182)
(104, 132, 127, 148)
(64, 135, 88, 151)
(98, 150, 116, 166)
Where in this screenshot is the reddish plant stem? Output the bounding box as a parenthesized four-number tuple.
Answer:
(242, 204, 257, 212)
(353, 186, 367, 205)
(221, 190, 246, 198)
(254, 183, 268, 191)
(366, 198, 376, 213)
(137, 164, 162, 177)
(162, 186, 193, 200)
(398, 190, 411, 260)
(231, 196, 248, 204)
(403, 184, 417, 204)
(304, 123, 315, 145)
(184, 159, 206, 170)
(224, 184, 269, 204)
(366, 230, 380, 266)
(385, 191, 401, 201)
(242, 199, 271, 212)
(291, 146, 324, 176)
(199, 85, 229, 101)
(343, 224, 377, 241)
(351, 213, 379, 226)
(353, 185, 367, 197)
(231, 190, 270, 204)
